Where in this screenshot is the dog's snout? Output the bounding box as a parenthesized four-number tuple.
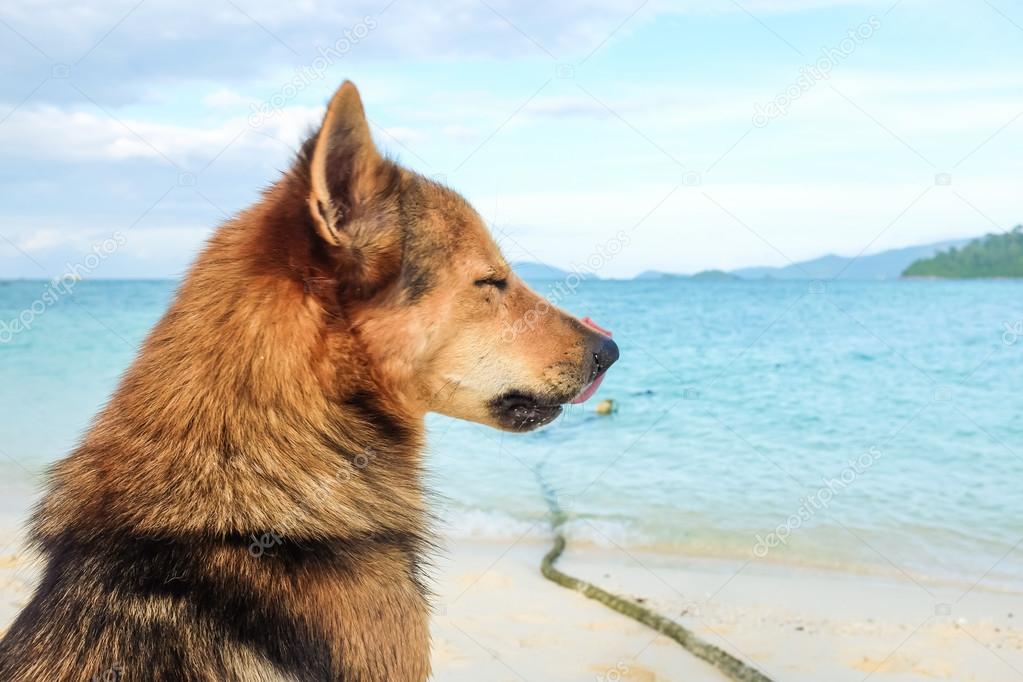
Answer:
(593, 336, 619, 374)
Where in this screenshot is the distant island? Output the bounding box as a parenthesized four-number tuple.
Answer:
(511, 230, 1022, 281)
(729, 238, 971, 280)
(634, 237, 973, 280)
(902, 226, 1023, 278)
(635, 269, 738, 281)
(511, 262, 592, 280)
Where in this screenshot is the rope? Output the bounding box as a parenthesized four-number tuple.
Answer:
(534, 466, 775, 682)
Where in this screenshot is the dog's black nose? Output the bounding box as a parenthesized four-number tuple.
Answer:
(594, 336, 619, 374)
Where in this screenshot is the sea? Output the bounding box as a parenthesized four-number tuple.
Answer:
(1, 278, 1021, 589)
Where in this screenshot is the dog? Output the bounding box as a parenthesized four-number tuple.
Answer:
(0, 81, 618, 681)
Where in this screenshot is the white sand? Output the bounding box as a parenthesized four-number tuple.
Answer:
(431, 537, 733, 682)
(0, 526, 1020, 681)
(432, 527, 1023, 682)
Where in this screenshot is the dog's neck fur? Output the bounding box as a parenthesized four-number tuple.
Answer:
(33, 164, 427, 550)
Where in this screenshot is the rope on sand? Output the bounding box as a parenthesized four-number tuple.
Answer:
(534, 467, 775, 682)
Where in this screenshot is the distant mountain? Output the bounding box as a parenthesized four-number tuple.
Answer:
(523, 236, 988, 282)
(730, 238, 973, 280)
(691, 269, 739, 281)
(635, 269, 738, 281)
(634, 270, 673, 280)
(512, 262, 598, 280)
(903, 226, 1023, 278)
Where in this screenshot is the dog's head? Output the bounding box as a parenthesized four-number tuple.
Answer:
(300, 82, 618, 432)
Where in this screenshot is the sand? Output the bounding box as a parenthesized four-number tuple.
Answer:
(431, 529, 1023, 681)
(0, 524, 1020, 681)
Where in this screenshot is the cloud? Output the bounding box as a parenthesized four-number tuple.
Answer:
(0, 224, 212, 279)
(0, 0, 890, 108)
(16, 228, 63, 252)
(0, 102, 322, 166)
(0, 0, 1016, 278)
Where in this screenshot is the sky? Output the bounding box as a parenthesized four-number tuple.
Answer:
(0, 0, 1021, 279)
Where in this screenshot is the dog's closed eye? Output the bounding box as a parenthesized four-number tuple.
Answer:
(473, 276, 507, 290)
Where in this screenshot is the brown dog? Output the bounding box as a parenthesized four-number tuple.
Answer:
(0, 81, 618, 681)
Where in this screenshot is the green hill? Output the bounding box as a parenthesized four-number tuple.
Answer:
(634, 269, 738, 281)
(690, 269, 739, 281)
(903, 226, 1023, 278)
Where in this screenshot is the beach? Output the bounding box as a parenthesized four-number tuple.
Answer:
(1, 524, 1020, 681)
(433, 534, 1023, 681)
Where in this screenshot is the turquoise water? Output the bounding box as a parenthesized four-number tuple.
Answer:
(1, 279, 1021, 587)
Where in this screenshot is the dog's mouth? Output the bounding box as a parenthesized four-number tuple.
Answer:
(490, 391, 564, 432)
(490, 372, 609, 431)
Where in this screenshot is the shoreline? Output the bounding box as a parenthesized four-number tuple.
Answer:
(440, 512, 1023, 597)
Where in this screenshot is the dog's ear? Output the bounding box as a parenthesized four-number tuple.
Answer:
(306, 81, 390, 248)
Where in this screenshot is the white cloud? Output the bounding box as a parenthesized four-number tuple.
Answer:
(0, 103, 322, 167)
(17, 228, 63, 252)
(0, 0, 1016, 277)
(0, 223, 212, 278)
(0, 0, 885, 82)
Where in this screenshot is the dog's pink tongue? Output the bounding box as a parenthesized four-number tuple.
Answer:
(570, 317, 611, 404)
(569, 373, 606, 404)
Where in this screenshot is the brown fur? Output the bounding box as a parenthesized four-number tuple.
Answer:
(0, 81, 617, 681)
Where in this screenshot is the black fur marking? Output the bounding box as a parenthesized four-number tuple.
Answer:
(314, 198, 340, 241)
(0, 529, 426, 681)
(0, 535, 333, 681)
(323, 138, 356, 224)
(398, 182, 435, 303)
(342, 389, 411, 445)
(403, 268, 433, 303)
